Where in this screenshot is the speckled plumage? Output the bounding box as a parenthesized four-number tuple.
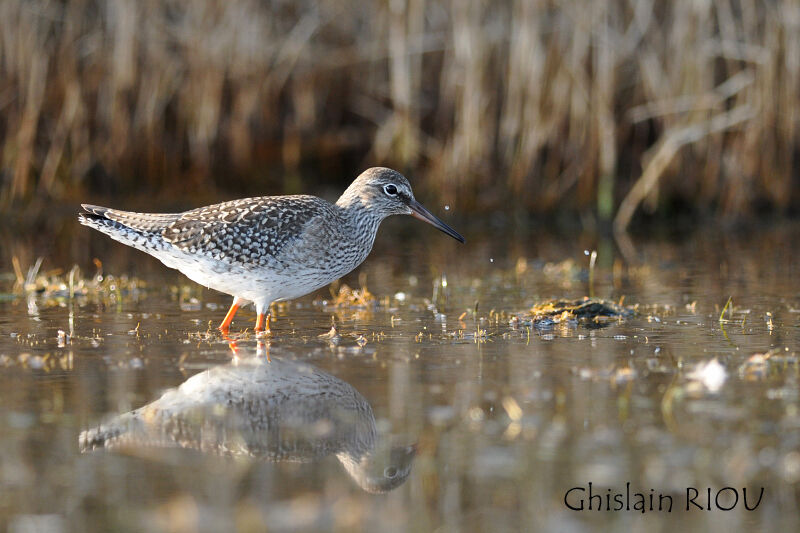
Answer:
(79, 167, 464, 331)
(79, 357, 416, 493)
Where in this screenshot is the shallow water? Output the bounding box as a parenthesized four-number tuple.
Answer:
(1, 221, 799, 532)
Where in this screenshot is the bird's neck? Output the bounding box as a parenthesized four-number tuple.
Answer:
(335, 192, 384, 246)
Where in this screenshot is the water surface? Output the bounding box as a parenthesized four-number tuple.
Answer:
(1, 222, 799, 532)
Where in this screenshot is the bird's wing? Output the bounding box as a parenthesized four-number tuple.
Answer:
(162, 195, 333, 265)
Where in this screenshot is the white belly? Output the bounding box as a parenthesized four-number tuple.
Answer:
(154, 248, 356, 306)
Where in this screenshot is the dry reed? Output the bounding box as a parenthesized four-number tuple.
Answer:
(0, 0, 797, 224)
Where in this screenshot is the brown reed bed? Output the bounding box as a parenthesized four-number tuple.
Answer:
(0, 0, 797, 226)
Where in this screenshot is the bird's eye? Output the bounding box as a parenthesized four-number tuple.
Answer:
(384, 466, 398, 478)
(383, 184, 398, 196)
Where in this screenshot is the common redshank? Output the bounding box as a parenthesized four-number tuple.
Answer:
(79, 167, 464, 333)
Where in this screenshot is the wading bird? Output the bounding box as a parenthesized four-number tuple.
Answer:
(79, 167, 464, 333)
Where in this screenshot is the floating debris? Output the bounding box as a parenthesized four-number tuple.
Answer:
(765, 312, 775, 331)
(328, 284, 376, 309)
(56, 330, 69, 348)
(572, 365, 638, 386)
(501, 396, 523, 422)
(179, 298, 202, 311)
(739, 353, 771, 381)
(687, 358, 727, 392)
(737, 349, 788, 381)
(613, 366, 637, 385)
(319, 324, 341, 343)
(521, 297, 635, 329)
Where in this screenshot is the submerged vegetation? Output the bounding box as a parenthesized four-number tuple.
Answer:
(0, 0, 797, 225)
(5, 256, 143, 303)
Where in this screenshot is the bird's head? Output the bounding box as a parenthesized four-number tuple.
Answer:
(337, 167, 465, 243)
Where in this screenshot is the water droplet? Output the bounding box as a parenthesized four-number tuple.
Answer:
(584, 250, 590, 256)
(444, 205, 450, 211)
(490, 258, 494, 263)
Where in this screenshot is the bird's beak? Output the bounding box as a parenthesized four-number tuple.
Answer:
(408, 199, 465, 243)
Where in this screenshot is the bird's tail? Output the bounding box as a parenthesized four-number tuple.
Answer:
(79, 204, 180, 254)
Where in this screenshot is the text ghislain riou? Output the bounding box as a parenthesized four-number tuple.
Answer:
(564, 483, 764, 513)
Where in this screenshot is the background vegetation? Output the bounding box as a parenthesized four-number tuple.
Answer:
(1, 0, 798, 230)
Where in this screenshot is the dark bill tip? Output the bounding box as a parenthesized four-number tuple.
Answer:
(408, 200, 465, 244)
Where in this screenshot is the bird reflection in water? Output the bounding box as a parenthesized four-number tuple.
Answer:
(80, 343, 416, 493)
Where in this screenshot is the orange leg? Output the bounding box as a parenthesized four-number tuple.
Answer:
(219, 298, 243, 333)
(255, 313, 271, 333)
